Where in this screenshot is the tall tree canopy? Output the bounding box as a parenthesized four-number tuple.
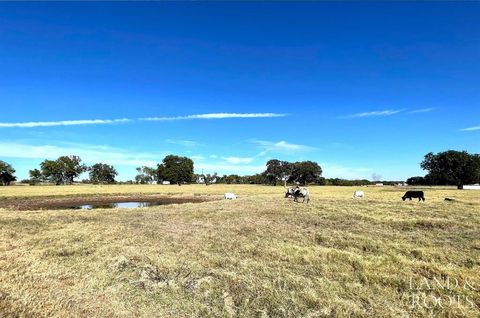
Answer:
(28, 169, 43, 185)
(157, 155, 194, 185)
(263, 159, 292, 185)
(57, 156, 87, 184)
(0, 160, 16, 186)
(261, 159, 323, 186)
(288, 161, 323, 185)
(421, 150, 480, 188)
(89, 163, 118, 184)
(40, 160, 64, 185)
(39, 155, 87, 185)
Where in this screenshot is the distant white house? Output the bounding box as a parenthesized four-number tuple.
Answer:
(375, 183, 384, 187)
(463, 184, 480, 190)
(162, 181, 171, 185)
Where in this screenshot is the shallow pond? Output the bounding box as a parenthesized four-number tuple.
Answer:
(0, 195, 213, 211)
(71, 201, 171, 210)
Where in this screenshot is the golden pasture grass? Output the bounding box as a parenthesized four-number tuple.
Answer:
(0, 185, 479, 317)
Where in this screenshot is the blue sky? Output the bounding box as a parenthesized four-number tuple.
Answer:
(1, 2, 479, 181)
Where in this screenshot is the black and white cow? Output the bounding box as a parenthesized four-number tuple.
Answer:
(285, 186, 310, 203)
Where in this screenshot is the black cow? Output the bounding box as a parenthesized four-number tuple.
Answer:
(402, 191, 425, 202)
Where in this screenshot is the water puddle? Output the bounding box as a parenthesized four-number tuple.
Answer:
(1, 195, 214, 211)
(71, 201, 169, 209)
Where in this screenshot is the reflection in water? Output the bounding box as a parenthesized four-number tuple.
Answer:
(71, 201, 167, 210)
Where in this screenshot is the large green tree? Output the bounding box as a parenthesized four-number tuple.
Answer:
(89, 163, 118, 184)
(57, 156, 87, 184)
(0, 160, 17, 186)
(288, 161, 323, 185)
(263, 159, 292, 186)
(40, 156, 87, 185)
(28, 169, 43, 185)
(420, 150, 480, 188)
(157, 155, 194, 185)
(40, 160, 64, 185)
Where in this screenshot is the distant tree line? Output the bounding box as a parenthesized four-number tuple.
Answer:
(407, 150, 480, 188)
(2, 149, 479, 188)
(191, 160, 325, 186)
(198, 173, 266, 185)
(323, 178, 397, 186)
(134, 157, 325, 186)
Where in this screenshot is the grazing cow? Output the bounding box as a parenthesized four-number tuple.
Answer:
(353, 190, 365, 199)
(285, 187, 295, 198)
(224, 193, 237, 200)
(285, 186, 309, 203)
(402, 191, 425, 202)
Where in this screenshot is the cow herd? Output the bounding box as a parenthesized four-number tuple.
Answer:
(283, 187, 427, 204)
(224, 188, 428, 204)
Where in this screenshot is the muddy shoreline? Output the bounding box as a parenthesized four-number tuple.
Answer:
(0, 194, 218, 211)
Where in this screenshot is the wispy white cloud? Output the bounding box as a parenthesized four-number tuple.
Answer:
(222, 156, 255, 164)
(252, 139, 316, 153)
(0, 118, 130, 128)
(460, 125, 480, 132)
(166, 139, 199, 147)
(191, 155, 205, 161)
(0, 141, 163, 167)
(0, 113, 285, 128)
(408, 108, 436, 114)
(141, 113, 286, 121)
(216, 140, 315, 168)
(342, 109, 405, 119)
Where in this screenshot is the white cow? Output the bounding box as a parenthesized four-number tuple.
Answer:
(224, 193, 237, 200)
(353, 190, 365, 199)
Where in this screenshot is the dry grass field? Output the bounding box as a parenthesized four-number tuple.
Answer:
(0, 184, 479, 317)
